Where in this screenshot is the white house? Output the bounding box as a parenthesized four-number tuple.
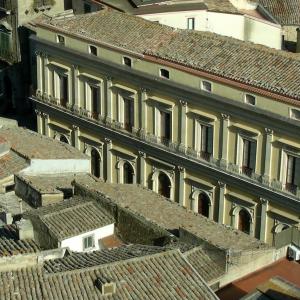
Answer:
(24, 199, 115, 252)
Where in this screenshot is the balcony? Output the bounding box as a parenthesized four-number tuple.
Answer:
(31, 92, 300, 201)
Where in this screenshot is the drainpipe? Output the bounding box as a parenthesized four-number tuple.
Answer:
(296, 28, 300, 53)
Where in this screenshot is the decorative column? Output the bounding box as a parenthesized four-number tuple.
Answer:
(43, 53, 49, 95)
(179, 100, 187, 150)
(139, 87, 148, 134)
(259, 198, 268, 242)
(43, 113, 50, 137)
(36, 51, 43, 93)
(262, 128, 273, 185)
(105, 138, 112, 183)
(72, 65, 80, 109)
(106, 76, 113, 123)
(72, 125, 80, 150)
(220, 114, 230, 168)
(218, 181, 226, 224)
(178, 166, 185, 206)
(138, 151, 146, 187)
(35, 110, 43, 135)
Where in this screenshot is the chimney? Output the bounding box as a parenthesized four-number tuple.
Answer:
(296, 28, 300, 53)
(95, 277, 116, 296)
(16, 219, 34, 240)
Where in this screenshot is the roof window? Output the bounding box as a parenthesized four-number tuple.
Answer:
(57, 34, 65, 45)
(89, 45, 97, 56)
(245, 94, 256, 105)
(123, 56, 132, 67)
(160, 68, 169, 79)
(290, 108, 300, 121)
(201, 80, 212, 92)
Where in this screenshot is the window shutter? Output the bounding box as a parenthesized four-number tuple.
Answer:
(160, 111, 166, 138)
(130, 99, 134, 126)
(201, 125, 207, 152)
(294, 157, 300, 186)
(249, 141, 257, 171)
(207, 126, 213, 154)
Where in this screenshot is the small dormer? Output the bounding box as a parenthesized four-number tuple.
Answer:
(95, 277, 116, 296)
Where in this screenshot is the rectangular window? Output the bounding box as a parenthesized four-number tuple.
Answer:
(245, 94, 256, 105)
(187, 18, 195, 30)
(201, 81, 212, 92)
(123, 56, 132, 67)
(160, 110, 171, 141)
(160, 68, 169, 79)
(91, 85, 100, 119)
(290, 109, 300, 121)
(242, 139, 256, 176)
(57, 35, 65, 45)
(59, 74, 68, 107)
(195, 122, 213, 160)
(89, 45, 97, 56)
(83, 235, 95, 250)
(124, 97, 134, 132)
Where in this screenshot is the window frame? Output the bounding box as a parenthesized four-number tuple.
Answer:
(88, 45, 98, 56)
(244, 93, 256, 106)
(82, 234, 95, 250)
(155, 106, 172, 142)
(159, 68, 170, 79)
(187, 17, 195, 30)
(201, 80, 212, 93)
(56, 34, 65, 45)
(290, 108, 300, 121)
(123, 56, 132, 67)
(194, 119, 214, 158)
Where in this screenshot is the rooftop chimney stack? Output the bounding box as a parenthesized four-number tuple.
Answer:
(95, 277, 116, 296)
(17, 219, 34, 240)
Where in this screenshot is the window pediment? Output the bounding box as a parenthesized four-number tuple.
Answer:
(188, 111, 215, 124)
(231, 124, 259, 138)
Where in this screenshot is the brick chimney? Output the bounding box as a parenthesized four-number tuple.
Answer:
(16, 219, 34, 240)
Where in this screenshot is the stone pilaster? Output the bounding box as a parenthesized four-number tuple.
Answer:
(179, 100, 187, 148)
(220, 114, 230, 168)
(218, 181, 226, 224)
(178, 166, 185, 206)
(106, 76, 113, 122)
(262, 128, 273, 184)
(138, 151, 146, 187)
(259, 197, 268, 242)
(139, 87, 148, 132)
(35, 110, 43, 135)
(105, 138, 112, 183)
(72, 125, 80, 150)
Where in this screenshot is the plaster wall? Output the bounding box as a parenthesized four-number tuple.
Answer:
(60, 223, 114, 252)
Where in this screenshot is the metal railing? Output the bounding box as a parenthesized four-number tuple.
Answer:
(32, 92, 300, 199)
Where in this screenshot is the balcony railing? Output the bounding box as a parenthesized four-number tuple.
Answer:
(32, 92, 300, 199)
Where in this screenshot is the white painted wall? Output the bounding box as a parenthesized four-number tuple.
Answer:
(244, 16, 282, 49)
(140, 9, 281, 49)
(60, 223, 115, 252)
(21, 159, 90, 175)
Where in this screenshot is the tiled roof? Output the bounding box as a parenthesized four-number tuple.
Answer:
(37, 10, 300, 101)
(0, 151, 28, 180)
(259, 0, 300, 25)
(24, 199, 114, 240)
(43, 244, 166, 273)
(74, 180, 270, 252)
(0, 250, 218, 299)
(183, 246, 226, 283)
(16, 173, 98, 194)
(0, 127, 87, 159)
(0, 225, 40, 257)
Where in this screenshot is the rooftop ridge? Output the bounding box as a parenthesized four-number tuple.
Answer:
(44, 248, 182, 277)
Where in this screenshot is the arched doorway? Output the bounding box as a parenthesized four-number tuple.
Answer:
(60, 135, 69, 144)
(198, 193, 210, 217)
(238, 209, 251, 234)
(91, 148, 101, 178)
(158, 172, 171, 199)
(123, 162, 134, 184)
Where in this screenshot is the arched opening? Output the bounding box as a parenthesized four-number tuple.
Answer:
(158, 172, 171, 199)
(238, 209, 251, 234)
(91, 148, 101, 178)
(197, 192, 210, 217)
(123, 162, 134, 184)
(59, 135, 69, 144)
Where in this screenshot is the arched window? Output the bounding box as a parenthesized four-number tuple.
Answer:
(60, 135, 69, 144)
(238, 209, 251, 234)
(123, 162, 134, 184)
(91, 148, 101, 178)
(158, 172, 171, 199)
(198, 192, 210, 217)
